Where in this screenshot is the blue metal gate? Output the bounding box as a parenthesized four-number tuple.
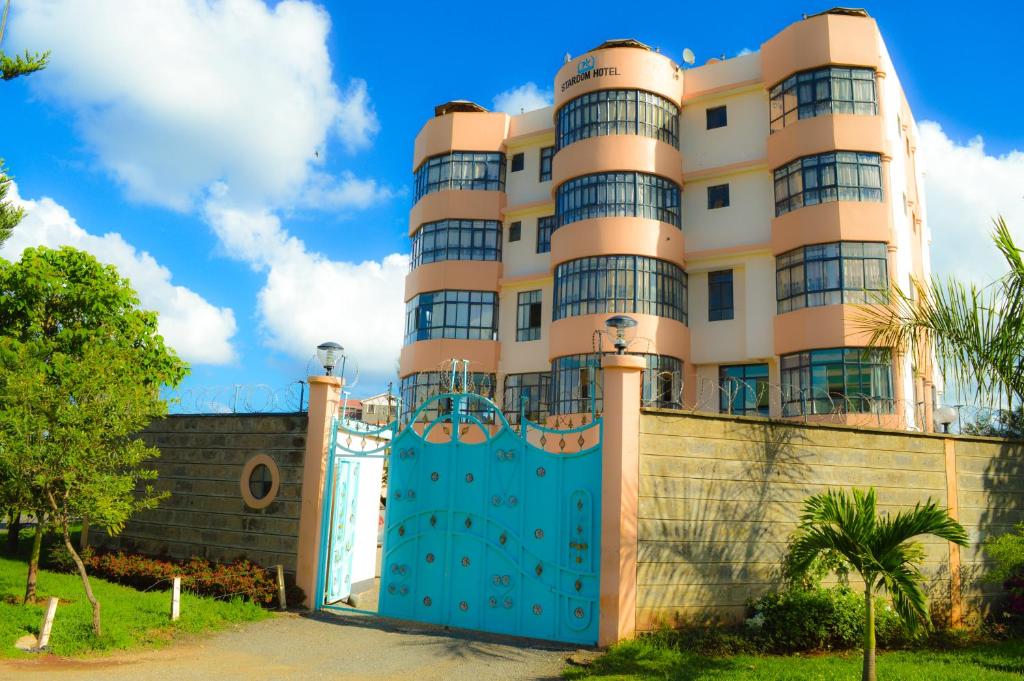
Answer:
(378, 392, 602, 645)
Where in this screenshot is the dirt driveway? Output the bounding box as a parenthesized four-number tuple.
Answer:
(0, 612, 574, 681)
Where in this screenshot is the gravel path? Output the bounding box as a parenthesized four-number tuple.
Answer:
(0, 612, 573, 681)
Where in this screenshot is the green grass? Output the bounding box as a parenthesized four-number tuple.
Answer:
(563, 637, 1024, 680)
(0, 529, 269, 658)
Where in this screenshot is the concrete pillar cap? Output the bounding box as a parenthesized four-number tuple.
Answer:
(307, 375, 343, 387)
(602, 354, 646, 370)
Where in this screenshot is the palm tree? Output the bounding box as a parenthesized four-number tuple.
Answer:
(858, 217, 1024, 411)
(786, 488, 968, 681)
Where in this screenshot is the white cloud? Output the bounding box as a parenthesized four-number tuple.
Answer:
(10, 0, 405, 380)
(492, 82, 553, 114)
(11, 0, 382, 211)
(918, 121, 1024, 284)
(735, 48, 755, 57)
(2, 182, 237, 365)
(204, 199, 405, 376)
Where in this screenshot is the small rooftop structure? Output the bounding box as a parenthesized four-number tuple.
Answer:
(808, 7, 869, 19)
(434, 100, 488, 117)
(591, 38, 652, 52)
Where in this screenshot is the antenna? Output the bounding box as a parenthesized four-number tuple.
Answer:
(682, 48, 695, 66)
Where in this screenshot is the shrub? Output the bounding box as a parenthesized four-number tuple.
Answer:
(47, 546, 278, 604)
(746, 586, 863, 652)
(982, 522, 1024, 616)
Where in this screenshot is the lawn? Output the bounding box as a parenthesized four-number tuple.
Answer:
(563, 636, 1024, 681)
(0, 529, 269, 658)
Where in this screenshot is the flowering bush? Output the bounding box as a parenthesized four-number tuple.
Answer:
(48, 545, 278, 604)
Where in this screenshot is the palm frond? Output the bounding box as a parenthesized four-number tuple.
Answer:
(872, 499, 969, 559)
(879, 559, 929, 630)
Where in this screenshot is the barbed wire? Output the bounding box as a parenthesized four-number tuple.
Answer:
(163, 382, 308, 415)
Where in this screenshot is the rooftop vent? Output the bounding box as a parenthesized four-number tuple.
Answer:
(434, 100, 489, 117)
(807, 7, 870, 19)
(591, 38, 653, 52)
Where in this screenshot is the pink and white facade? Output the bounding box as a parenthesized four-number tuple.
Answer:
(400, 8, 936, 431)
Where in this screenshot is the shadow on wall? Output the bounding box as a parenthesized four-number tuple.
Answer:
(971, 438, 1024, 618)
(640, 416, 812, 628)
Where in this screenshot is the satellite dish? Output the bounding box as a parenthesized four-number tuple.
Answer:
(682, 48, 695, 66)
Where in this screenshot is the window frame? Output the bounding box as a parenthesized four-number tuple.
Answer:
(404, 290, 499, 345)
(508, 221, 522, 242)
(769, 66, 878, 133)
(536, 215, 557, 254)
(773, 151, 883, 217)
(719, 363, 770, 416)
(707, 183, 730, 210)
(410, 219, 502, 270)
(539, 146, 554, 182)
(706, 105, 728, 130)
(556, 171, 681, 228)
(775, 241, 889, 313)
(708, 269, 734, 321)
(511, 152, 525, 172)
(553, 255, 688, 324)
(516, 289, 542, 342)
(780, 348, 893, 416)
(413, 151, 506, 203)
(556, 89, 680, 151)
(502, 372, 550, 424)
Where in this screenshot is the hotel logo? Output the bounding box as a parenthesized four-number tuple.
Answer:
(561, 56, 621, 93)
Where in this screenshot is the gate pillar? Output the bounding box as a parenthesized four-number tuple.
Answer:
(599, 354, 644, 647)
(296, 375, 343, 608)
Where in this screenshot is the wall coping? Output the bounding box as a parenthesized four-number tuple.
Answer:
(640, 407, 1024, 446)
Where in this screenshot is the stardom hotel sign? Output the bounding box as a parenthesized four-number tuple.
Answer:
(560, 55, 621, 92)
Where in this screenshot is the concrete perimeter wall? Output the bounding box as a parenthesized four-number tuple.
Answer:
(94, 414, 307, 574)
(636, 410, 1023, 631)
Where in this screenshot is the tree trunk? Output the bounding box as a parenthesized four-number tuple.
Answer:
(60, 523, 101, 637)
(24, 514, 44, 604)
(6, 508, 22, 555)
(5, 507, 23, 557)
(862, 580, 876, 681)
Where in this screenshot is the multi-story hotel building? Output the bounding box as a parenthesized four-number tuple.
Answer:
(399, 8, 936, 430)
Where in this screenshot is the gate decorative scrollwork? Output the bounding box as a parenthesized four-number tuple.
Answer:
(377, 391, 602, 645)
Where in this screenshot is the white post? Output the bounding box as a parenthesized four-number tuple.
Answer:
(171, 577, 181, 621)
(276, 565, 287, 610)
(38, 597, 58, 649)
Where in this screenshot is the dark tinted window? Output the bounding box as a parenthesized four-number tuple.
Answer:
(706, 105, 727, 129)
(511, 152, 525, 172)
(708, 270, 733, 321)
(707, 184, 730, 209)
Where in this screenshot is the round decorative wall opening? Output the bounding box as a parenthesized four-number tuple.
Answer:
(240, 454, 281, 509)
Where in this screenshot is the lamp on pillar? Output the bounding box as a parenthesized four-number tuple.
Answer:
(604, 315, 638, 355)
(316, 341, 346, 378)
(935, 405, 958, 434)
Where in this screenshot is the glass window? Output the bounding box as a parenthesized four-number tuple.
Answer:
(400, 371, 496, 422)
(556, 171, 681, 228)
(707, 184, 730, 209)
(516, 290, 542, 341)
(708, 270, 734, 321)
(774, 151, 883, 216)
(780, 348, 893, 416)
(776, 241, 888, 312)
(557, 89, 679, 150)
(554, 255, 687, 323)
(404, 290, 498, 344)
(248, 463, 273, 500)
(536, 215, 556, 254)
(511, 152, 524, 172)
(502, 372, 550, 424)
(509, 221, 521, 242)
(413, 151, 506, 202)
(706, 105, 727, 130)
(550, 353, 683, 414)
(539, 146, 554, 182)
(719, 364, 770, 416)
(410, 219, 501, 270)
(770, 67, 877, 132)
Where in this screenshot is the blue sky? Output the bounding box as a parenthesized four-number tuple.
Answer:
(2, 1, 1023, 403)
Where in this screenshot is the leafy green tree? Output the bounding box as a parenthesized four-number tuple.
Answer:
(859, 217, 1024, 410)
(0, 159, 23, 248)
(785, 488, 968, 681)
(0, 247, 188, 636)
(0, 0, 49, 80)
